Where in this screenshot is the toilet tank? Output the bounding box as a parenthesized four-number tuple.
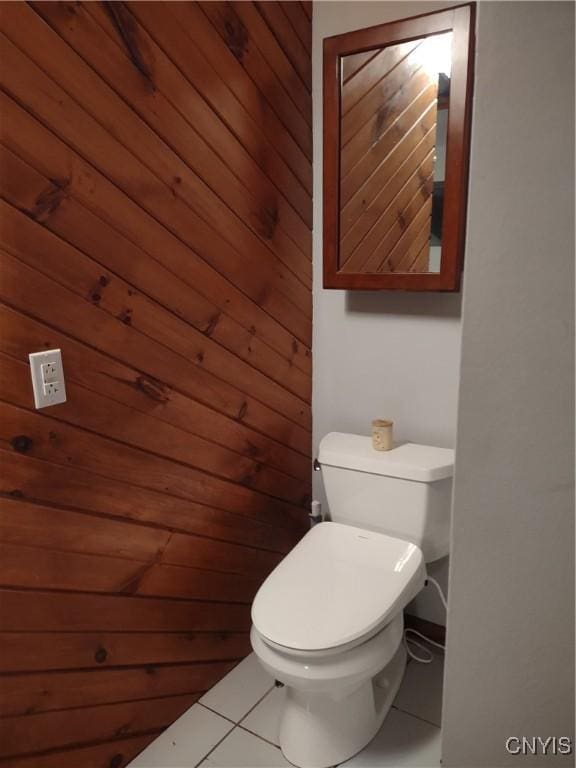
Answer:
(318, 433, 454, 562)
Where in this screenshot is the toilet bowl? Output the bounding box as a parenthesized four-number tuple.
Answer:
(251, 623, 407, 768)
(250, 522, 426, 768)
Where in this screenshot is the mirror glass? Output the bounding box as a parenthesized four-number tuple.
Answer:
(339, 32, 452, 275)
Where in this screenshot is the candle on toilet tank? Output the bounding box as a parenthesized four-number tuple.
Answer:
(372, 419, 394, 451)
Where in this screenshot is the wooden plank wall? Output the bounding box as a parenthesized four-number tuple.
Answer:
(0, 1, 312, 765)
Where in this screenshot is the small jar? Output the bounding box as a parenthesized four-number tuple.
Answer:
(372, 419, 394, 451)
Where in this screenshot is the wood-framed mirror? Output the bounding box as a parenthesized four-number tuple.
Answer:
(323, 4, 475, 291)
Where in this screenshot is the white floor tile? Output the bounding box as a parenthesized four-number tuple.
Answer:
(393, 654, 444, 726)
(128, 703, 233, 767)
(343, 708, 441, 767)
(200, 653, 274, 723)
(240, 686, 285, 745)
(201, 726, 290, 767)
(240, 655, 445, 747)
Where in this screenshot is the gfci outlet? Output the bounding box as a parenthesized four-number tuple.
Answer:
(29, 349, 67, 409)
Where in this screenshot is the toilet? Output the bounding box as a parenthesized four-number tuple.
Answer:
(250, 432, 454, 768)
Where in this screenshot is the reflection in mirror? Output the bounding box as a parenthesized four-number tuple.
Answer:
(339, 32, 452, 275)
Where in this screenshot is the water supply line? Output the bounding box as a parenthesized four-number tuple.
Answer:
(403, 575, 448, 664)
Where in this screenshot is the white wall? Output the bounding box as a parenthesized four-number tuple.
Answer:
(312, 1, 461, 625)
(442, 3, 575, 765)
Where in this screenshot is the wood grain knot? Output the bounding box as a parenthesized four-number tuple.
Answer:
(109, 753, 124, 768)
(10, 435, 33, 454)
(204, 312, 221, 337)
(224, 16, 248, 61)
(259, 203, 279, 239)
(105, 2, 155, 91)
(119, 309, 132, 325)
(373, 106, 390, 143)
(94, 646, 108, 664)
(239, 470, 255, 487)
(29, 178, 70, 222)
(245, 441, 259, 458)
(237, 401, 248, 421)
(135, 375, 169, 403)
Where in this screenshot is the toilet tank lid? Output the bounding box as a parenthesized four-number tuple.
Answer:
(318, 433, 454, 482)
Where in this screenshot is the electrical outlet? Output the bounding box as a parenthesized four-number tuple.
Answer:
(41, 361, 58, 382)
(29, 349, 67, 409)
(43, 381, 61, 397)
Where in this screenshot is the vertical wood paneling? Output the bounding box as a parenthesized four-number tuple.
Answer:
(0, 1, 312, 764)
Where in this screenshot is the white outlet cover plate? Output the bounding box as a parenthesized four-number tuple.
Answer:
(29, 349, 67, 409)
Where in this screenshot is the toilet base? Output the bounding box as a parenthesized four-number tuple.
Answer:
(279, 642, 407, 768)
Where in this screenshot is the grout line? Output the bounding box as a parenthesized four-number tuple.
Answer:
(192, 713, 236, 768)
(197, 701, 238, 726)
(238, 683, 276, 725)
(237, 723, 282, 750)
(391, 704, 442, 730)
(194, 723, 286, 768)
(196, 678, 275, 728)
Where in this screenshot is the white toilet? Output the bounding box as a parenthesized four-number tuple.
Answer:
(250, 432, 454, 768)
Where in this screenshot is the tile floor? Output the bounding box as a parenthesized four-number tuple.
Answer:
(129, 651, 444, 768)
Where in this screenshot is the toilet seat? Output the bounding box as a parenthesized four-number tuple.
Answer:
(251, 612, 405, 692)
(251, 522, 425, 654)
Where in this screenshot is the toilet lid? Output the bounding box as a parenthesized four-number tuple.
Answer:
(251, 522, 425, 652)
